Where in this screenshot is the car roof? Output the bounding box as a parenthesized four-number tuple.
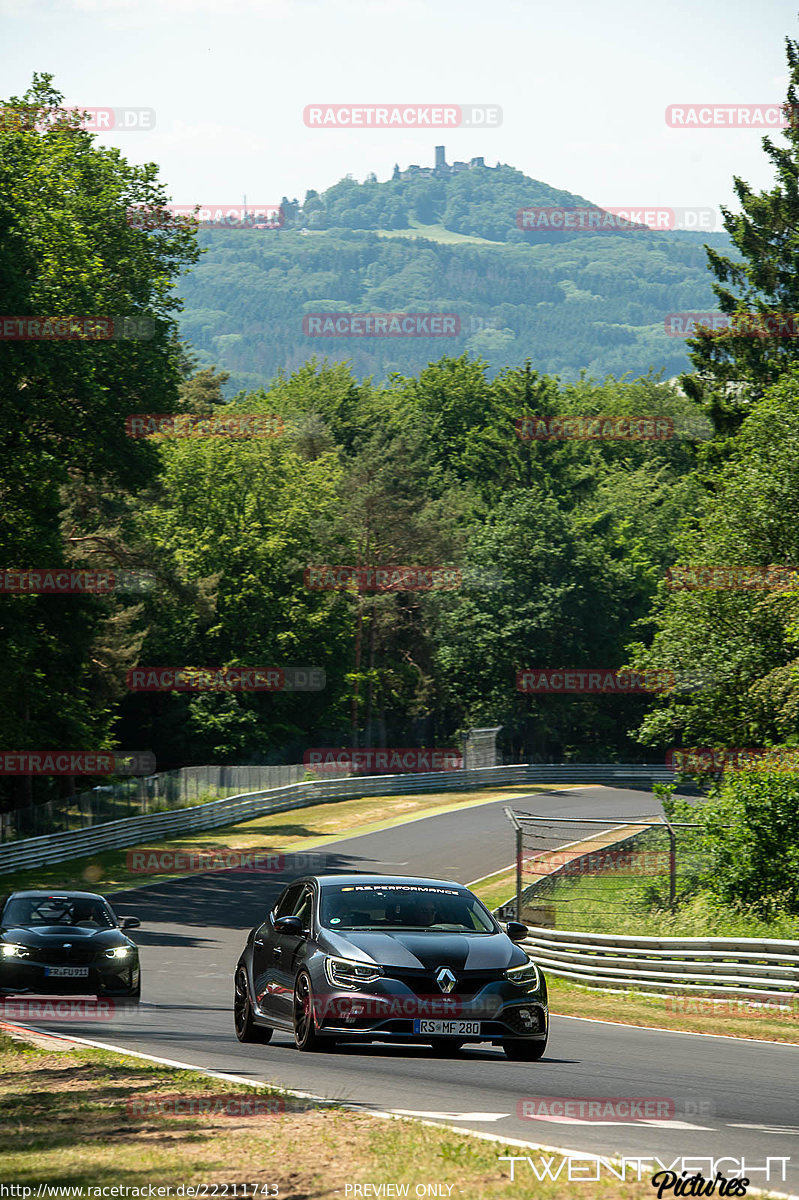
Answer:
(6, 890, 110, 901)
(305, 874, 464, 889)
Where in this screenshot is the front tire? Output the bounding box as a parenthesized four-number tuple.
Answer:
(234, 967, 273, 1044)
(293, 972, 331, 1052)
(503, 1036, 547, 1061)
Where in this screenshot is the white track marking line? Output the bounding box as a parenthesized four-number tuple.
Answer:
(555, 1011, 799, 1045)
(390, 1110, 508, 1121)
(2, 1021, 796, 1200)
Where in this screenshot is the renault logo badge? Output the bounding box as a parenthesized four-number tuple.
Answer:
(435, 967, 456, 994)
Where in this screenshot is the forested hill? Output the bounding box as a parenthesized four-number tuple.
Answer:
(177, 158, 733, 393)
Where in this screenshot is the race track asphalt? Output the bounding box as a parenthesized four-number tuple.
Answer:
(5, 785, 799, 1193)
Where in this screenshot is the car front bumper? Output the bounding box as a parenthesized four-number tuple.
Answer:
(311, 977, 548, 1043)
(0, 959, 140, 996)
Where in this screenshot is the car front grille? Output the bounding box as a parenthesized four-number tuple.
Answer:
(28, 945, 98, 965)
(387, 969, 499, 1000)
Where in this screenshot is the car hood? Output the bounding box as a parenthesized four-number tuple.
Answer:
(0, 926, 129, 948)
(318, 928, 520, 971)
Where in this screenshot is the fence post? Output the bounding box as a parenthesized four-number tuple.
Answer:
(503, 805, 524, 922)
(662, 815, 677, 910)
(516, 826, 523, 921)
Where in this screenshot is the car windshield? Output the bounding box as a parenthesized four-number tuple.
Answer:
(319, 884, 496, 934)
(1, 895, 116, 929)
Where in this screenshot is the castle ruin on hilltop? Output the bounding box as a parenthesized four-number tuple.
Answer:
(396, 146, 498, 181)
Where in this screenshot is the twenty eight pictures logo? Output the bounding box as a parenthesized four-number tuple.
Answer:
(303, 104, 501, 128)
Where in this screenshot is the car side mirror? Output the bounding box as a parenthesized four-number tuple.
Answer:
(121, 917, 141, 929)
(274, 914, 304, 936)
(505, 920, 528, 943)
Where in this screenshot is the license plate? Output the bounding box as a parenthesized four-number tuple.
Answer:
(414, 1019, 481, 1036)
(44, 967, 89, 978)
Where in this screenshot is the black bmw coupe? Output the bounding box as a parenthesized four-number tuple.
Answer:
(0, 890, 141, 1000)
(234, 874, 548, 1058)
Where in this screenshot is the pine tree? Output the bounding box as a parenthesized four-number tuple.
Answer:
(683, 33, 799, 435)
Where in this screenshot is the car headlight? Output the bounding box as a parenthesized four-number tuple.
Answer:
(505, 959, 542, 989)
(1, 943, 31, 959)
(324, 956, 383, 989)
(104, 946, 132, 959)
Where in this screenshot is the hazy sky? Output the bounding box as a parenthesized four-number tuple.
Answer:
(2, 0, 797, 223)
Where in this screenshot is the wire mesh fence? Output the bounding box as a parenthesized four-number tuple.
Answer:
(0, 764, 311, 842)
(502, 810, 705, 932)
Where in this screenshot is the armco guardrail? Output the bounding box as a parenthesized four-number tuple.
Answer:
(519, 926, 799, 1000)
(0, 762, 674, 875)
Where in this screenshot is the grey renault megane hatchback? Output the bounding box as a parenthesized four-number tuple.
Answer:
(234, 874, 548, 1058)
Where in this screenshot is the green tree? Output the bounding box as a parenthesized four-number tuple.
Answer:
(0, 74, 198, 807)
(683, 34, 799, 435)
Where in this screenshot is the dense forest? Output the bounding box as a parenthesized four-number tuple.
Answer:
(3, 58, 799, 815)
(178, 164, 731, 389)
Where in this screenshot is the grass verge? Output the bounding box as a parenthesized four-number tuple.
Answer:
(545, 976, 799, 1043)
(0, 1028, 656, 1198)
